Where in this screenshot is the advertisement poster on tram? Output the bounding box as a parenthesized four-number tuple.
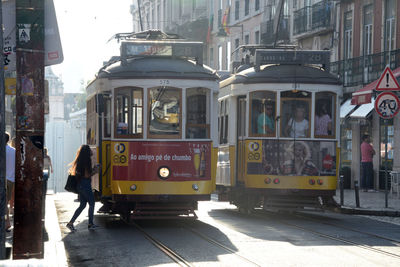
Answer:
(247, 140, 336, 176)
(112, 141, 211, 181)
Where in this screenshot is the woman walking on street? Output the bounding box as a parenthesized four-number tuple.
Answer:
(66, 145, 99, 231)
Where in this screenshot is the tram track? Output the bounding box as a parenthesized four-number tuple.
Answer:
(131, 221, 194, 267)
(206, 201, 400, 259)
(255, 209, 400, 260)
(122, 215, 261, 266)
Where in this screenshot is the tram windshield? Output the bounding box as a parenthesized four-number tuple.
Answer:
(115, 87, 143, 137)
(148, 87, 181, 137)
(315, 92, 336, 138)
(250, 91, 277, 137)
(186, 87, 210, 139)
(281, 91, 311, 138)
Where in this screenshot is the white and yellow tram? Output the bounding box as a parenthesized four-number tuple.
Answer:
(216, 49, 342, 210)
(86, 30, 219, 219)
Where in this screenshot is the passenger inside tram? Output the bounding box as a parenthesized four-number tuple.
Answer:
(315, 101, 332, 136)
(257, 102, 275, 135)
(284, 104, 309, 138)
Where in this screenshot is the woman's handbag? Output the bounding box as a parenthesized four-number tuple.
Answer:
(64, 173, 78, 193)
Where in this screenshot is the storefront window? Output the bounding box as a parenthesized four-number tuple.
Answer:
(280, 91, 311, 138)
(250, 91, 277, 137)
(148, 87, 181, 138)
(186, 87, 209, 139)
(115, 87, 143, 138)
(315, 92, 336, 138)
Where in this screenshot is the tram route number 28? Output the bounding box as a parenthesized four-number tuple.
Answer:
(248, 152, 260, 161)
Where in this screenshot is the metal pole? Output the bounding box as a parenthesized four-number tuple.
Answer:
(385, 119, 388, 208)
(339, 175, 344, 206)
(13, 0, 45, 259)
(354, 180, 360, 208)
(137, 0, 143, 31)
(0, 0, 7, 260)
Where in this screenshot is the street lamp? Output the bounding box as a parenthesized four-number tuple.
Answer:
(217, 24, 244, 43)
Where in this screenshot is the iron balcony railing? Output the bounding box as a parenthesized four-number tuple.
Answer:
(330, 49, 400, 87)
(260, 16, 290, 45)
(294, 1, 334, 35)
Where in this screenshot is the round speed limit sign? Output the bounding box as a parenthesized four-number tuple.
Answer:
(374, 92, 400, 119)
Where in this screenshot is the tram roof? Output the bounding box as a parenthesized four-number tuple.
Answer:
(220, 64, 341, 88)
(96, 57, 219, 80)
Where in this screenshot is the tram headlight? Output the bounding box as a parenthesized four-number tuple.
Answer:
(264, 178, 272, 184)
(158, 166, 170, 179)
(130, 184, 137, 191)
(273, 178, 280, 184)
(192, 184, 199, 191)
(309, 179, 316, 185)
(317, 179, 323, 185)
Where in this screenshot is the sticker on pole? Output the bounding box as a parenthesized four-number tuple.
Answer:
(376, 67, 400, 91)
(374, 92, 400, 119)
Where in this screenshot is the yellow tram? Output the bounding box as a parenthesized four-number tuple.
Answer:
(216, 49, 342, 210)
(86, 30, 219, 219)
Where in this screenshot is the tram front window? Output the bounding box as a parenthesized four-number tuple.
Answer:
(149, 87, 181, 138)
(281, 91, 311, 138)
(315, 92, 336, 138)
(186, 88, 209, 139)
(115, 87, 143, 137)
(250, 91, 276, 137)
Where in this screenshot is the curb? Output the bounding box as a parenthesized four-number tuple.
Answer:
(335, 207, 400, 217)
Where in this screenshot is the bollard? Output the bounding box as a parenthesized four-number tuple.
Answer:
(340, 175, 344, 206)
(354, 180, 360, 208)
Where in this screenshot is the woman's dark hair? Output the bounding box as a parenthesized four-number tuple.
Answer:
(69, 145, 92, 176)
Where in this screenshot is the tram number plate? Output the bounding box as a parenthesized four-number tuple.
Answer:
(159, 80, 169, 85)
(374, 92, 400, 119)
(247, 152, 260, 161)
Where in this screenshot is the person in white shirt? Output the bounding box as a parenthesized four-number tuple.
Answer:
(5, 132, 15, 232)
(285, 105, 309, 138)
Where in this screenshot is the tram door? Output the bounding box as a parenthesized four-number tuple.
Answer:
(236, 97, 247, 184)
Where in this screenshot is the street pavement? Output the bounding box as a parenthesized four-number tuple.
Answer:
(0, 189, 399, 266)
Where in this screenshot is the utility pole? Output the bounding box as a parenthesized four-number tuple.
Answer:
(13, 0, 45, 259)
(0, 0, 7, 260)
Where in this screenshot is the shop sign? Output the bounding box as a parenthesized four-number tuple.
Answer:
(374, 92, 400, 119)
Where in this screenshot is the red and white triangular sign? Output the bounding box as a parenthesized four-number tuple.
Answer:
(376, 67, 400, 91)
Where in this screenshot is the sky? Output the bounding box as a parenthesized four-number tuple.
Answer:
(51, 0, 133, 93)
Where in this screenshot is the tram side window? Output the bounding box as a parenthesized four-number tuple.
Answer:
(186, 88, 209, 139)
(87, 97, 97, 145)
(315, 92, 336, 138)
(115, 87, 143, 138)
(104, 96, 111, 138)
(148, 87, 181, 138)
(219, 99, 229, 144)
(250, 91, 276, 137)
(280, 91, 311, 138)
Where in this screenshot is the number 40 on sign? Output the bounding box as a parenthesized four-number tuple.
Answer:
(374, 92, 400, 119)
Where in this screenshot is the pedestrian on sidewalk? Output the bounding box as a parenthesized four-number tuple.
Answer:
(66, 145, 100, 231)
(5, 132, 15, 232)
(361, 134, 375, 192)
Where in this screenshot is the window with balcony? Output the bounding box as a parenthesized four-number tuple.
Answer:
(344, 11, 352, 60)
(245, 0, 249, 16)
(255, 30, 260, 44)
(255, 0, 260, 11)
(245, 34, 249, 45)
(363, 5, 373, 56)
(384, 0, 396, 64)
(235, 0, 239, 20)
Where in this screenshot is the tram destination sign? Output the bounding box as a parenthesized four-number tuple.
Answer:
(255, 50, 330, 71)
(121, 41, 203, 65)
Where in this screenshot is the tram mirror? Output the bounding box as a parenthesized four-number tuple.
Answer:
(96, 94, 105, 114)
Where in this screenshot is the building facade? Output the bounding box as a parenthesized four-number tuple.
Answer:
(331, 0, 400, 190)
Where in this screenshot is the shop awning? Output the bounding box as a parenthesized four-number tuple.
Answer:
(350, 97, 375, 118)
(351, 67, 400, 105)
(340, 99, 357, 118)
